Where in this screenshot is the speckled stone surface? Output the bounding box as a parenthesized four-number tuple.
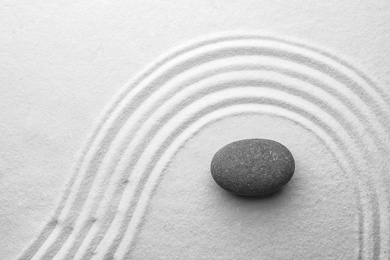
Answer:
(210, 139, 295, 196)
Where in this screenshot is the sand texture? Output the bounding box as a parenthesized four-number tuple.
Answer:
(2, 1, 390, 260)
(14, 34, 390, 260)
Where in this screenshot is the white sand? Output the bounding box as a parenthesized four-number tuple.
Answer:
(1, 1, 390, 260)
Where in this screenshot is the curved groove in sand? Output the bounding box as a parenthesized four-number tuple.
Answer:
(79, 72, 379, 258)
(110, 103, 365, 260)
(66, 71, 376, 259)
(62, 81, 374, 259)
(71, 60, 386, 259)
(95, 88, 377, 260)
(18, 34, 390, 260)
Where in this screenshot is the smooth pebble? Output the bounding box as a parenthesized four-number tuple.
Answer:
(210, 139, 295, 196)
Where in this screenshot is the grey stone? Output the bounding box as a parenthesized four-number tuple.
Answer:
(210, 139, 295, 196)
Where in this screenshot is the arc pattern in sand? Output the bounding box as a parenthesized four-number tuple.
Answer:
(18, 34, 390, 260)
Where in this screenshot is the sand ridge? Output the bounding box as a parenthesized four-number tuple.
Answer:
(18, 33, 390, 260)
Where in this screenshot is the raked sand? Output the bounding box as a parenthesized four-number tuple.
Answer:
(1, 2, 390, 260)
